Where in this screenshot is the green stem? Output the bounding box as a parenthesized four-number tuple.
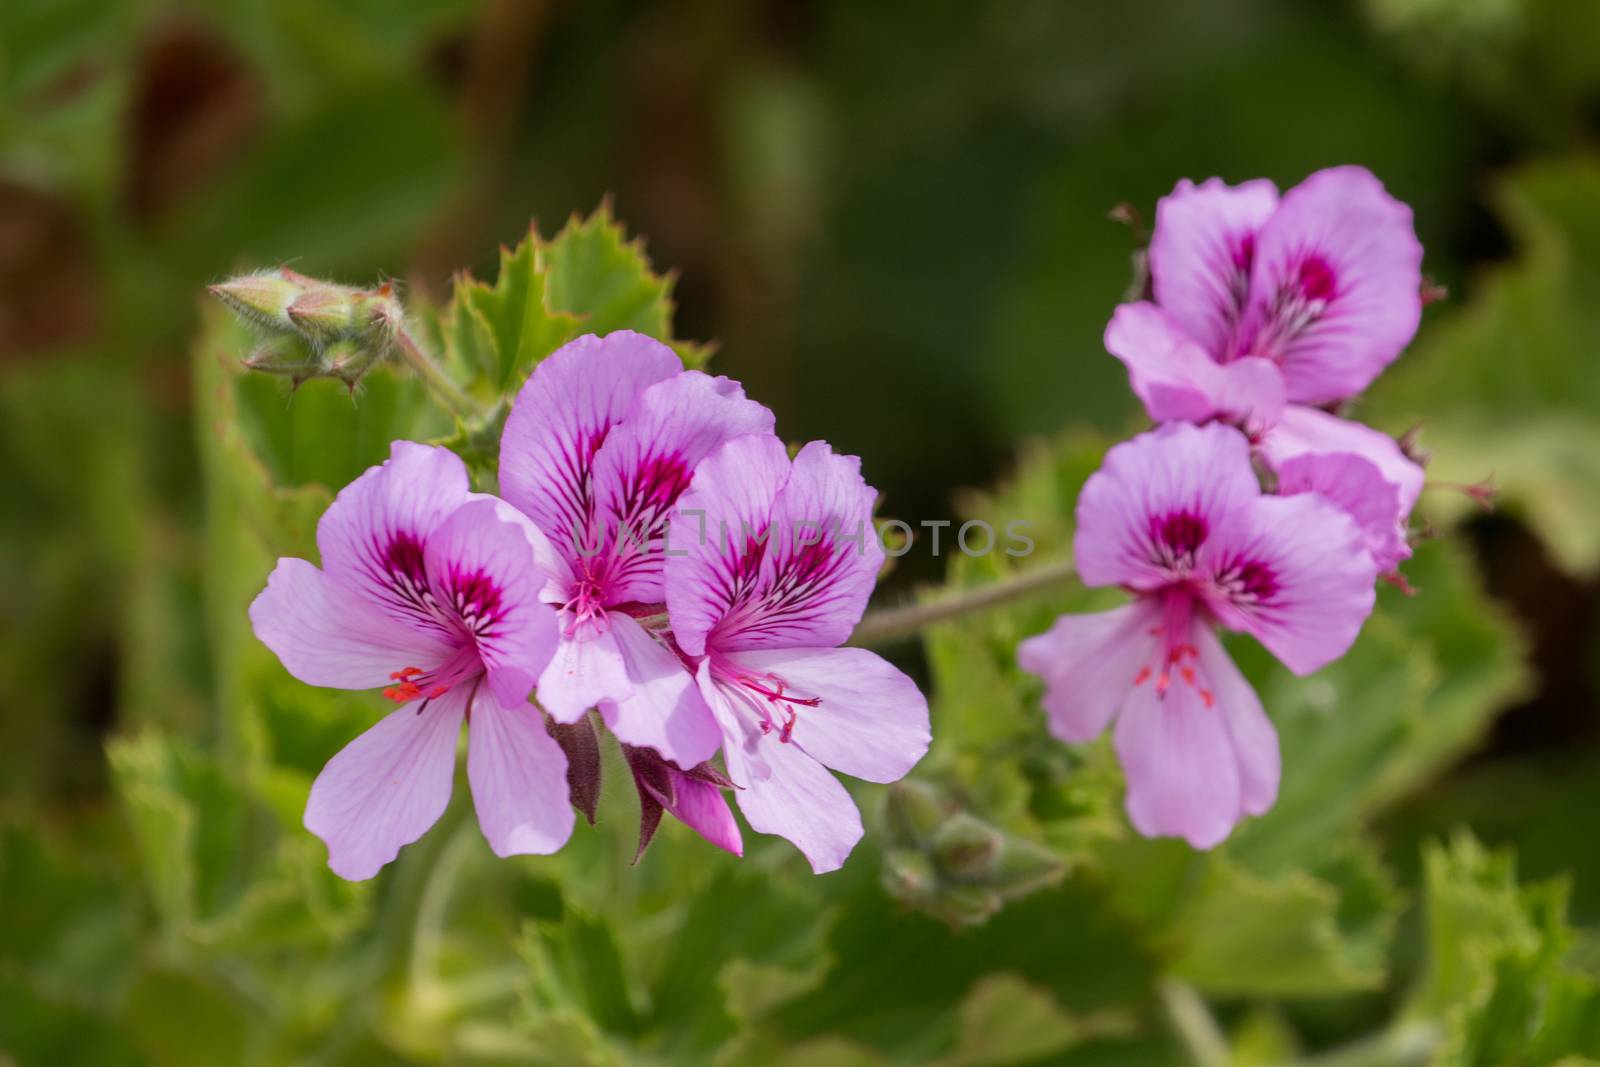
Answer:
(393, 326, 480, 421)
(850, 558, 1078, 647)
(1160, 980, 1230, 1067)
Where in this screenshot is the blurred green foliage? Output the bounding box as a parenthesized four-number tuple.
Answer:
(4, 0, 1600, 1064)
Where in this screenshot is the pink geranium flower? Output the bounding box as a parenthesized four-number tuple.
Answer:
(666, 435, 931, 873)
(498, 331, 774, 769)
(250, 442, 570, 880)
(1018, 422, 1377, 848)
(1104, 166, 1425, 571)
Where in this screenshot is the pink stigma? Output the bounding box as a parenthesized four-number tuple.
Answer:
(738, 673, 822, 744)
(561, 571, 612, 637)
(1130, 592, 1215, 709)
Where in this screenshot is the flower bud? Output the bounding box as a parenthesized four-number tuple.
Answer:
(881, 779, 950, 849)
(930, 813, 1002, 879)
(240, 335, 329, 385)
(986, 836, 1063, 897)
(209, 269, 304, 332)
(327, 339, 388, 393)
(284, 281, 369, 340)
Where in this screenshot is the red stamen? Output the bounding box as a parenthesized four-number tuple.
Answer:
(1199, 689, 1215, 709)
(1133, 666, 1152, 686)
(383, 680, 422, 703)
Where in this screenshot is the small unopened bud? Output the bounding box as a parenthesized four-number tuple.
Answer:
(931, 814, 1002, 879)
(209, 269, 304, 332)
(1398, 422, 1431, 467)
(241, 335, 329, 385)
(935, 885, 1004, 926)
(1460, 475, 1498, 512)
(1108, 202, 1148, 242)
(987, 836, 1063, 897)
(882, 849, 938, 900)
(882, 780, 950, 849)
(1421, 276, 1449, 305)
(327, 339, 387, 393)
(285, 281, 369, 339)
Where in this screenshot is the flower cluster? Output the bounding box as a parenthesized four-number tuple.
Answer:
(1019, 166, 1430, 848)
(250, 330, 930, 879)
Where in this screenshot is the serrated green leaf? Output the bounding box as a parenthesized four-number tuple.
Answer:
(1167, 857, 1393, 998)
(542, 203, 677, 341)
(929, 973, 1135, 1067)
(1412, 834, 1600, 1066)
(443, 205, 711, 404)
(450, 233, 582, 391)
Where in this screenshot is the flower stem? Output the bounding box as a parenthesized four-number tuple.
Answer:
(1159, 980, 1230, 1067)
(393, 326, 480, 421)
(850, 558, 1077, 647)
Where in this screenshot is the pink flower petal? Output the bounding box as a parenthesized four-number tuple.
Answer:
(1104, 302, 1286, 430)
(715, 646, 930, 784)
(423, 498, 560, 709)
(1259, 405, 1425, 514)
(662, 766, 743, 856)
(1194, 626, 1279, 818)
(315, 442, 475, 633)
(1201, 491, 1377, 676)
(598, 614, 722, 767)
(304, 690, 466, 881)
(697, 660, 863, 874)
(1240, 166, 1423, 405)
(535, 619, 631, 724)
(1073, 421, 1262, 591)
(720, 441, 883, 651)
(1114, 665, 1242, 850)
(665, 434, 792, 657)
(250, 557, 452, 690)
(1276, 451, 1411, 573)
(466, 690, 574, 858)
(1149, 176, 1280, 361)
(588, 371, 775, 605)
(499, 331, 681, 563)
(1017, 600, 1161, 743)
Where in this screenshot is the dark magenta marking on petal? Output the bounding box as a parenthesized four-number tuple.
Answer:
(1148, 509, 1209, 572)
(1231, 232, 1256, 273)
(445, 566, 506, 638)
(1297, 255, 1337, 302)
(1156, 511, 1208, 557)
(1213, 557, 1280, 605)
(383, 531, 429, 586)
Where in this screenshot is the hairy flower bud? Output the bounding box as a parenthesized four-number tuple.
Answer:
(284, 281, 369, 340)
(930, 814, 1003, 879)
(882, 780, 951, 849)
(209, 269, 305, 332)
(240, 335, 330, 385)
(287, 280, 404, 346)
